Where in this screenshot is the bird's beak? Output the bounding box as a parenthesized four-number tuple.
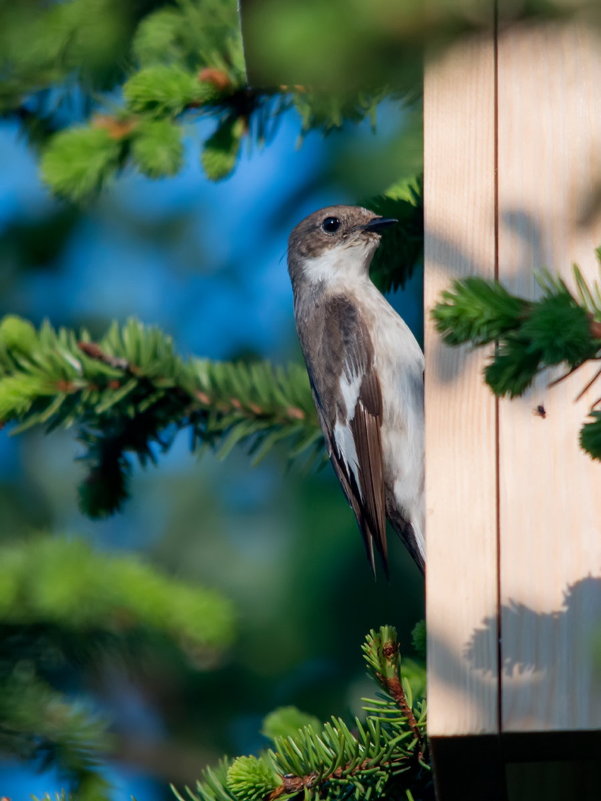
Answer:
(362, 217, 398, 232)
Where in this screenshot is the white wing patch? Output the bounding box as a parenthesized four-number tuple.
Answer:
(339, 366, 362, 421)
(333, 420, 362, 499)
(332, 363, 364, 497)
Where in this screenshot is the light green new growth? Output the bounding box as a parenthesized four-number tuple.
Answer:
(124, 64, 207, 116)
(132, 118, 184, 177)
(40, 127, 124, 201)
(227, 756, 280, 801)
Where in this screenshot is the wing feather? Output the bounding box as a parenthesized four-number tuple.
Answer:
(350, 374, 387, 567)
(301, 295, 387, 574)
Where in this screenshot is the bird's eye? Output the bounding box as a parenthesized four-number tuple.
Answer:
(321, 216, 341, 233)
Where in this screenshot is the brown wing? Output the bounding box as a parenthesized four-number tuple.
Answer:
(301, 295, 388, 575)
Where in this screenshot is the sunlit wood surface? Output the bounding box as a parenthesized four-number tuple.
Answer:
(424, 27, 498, 736)
(425, 18, 601, 740)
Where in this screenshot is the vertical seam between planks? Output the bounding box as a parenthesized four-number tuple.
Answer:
(493, 0, 503, 738)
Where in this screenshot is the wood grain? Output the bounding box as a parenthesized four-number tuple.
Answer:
(424, 30, 499, 736)
(497, 23, 601, 732)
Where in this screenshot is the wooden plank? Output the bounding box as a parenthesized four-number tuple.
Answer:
(497, 23, 601, 732)
(424, 24, 499, 736)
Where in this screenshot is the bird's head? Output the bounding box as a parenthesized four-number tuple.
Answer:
(288, 205, 397, 288)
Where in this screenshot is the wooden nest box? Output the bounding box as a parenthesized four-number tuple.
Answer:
(425, 19, 601, 801)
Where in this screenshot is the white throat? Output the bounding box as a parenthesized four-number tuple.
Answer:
(301, 241, 376, 287)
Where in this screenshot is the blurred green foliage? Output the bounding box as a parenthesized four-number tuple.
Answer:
(0, 0, 143, 108)
(0, 536, 235, 648)
(0, 537, 235, 800)
(131, 118, 185, 178)
(260, 706, 321, 741)
(241, 0, 600, 90)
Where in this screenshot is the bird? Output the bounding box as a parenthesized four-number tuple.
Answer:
(287, 205, 424, 575)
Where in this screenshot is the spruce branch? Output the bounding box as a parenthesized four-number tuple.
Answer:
(432, 261, 601, 459)
(177, 626, 431, 801)
(0, 315, 319, 518)
(3, 0, 420, 196)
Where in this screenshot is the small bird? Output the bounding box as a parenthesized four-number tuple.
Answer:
(288, 205, 424, 575)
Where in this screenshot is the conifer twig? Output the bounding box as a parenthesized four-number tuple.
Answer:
(77, 341, 133, 372)
(574, 365, 601, 403)
(377, 638, 425, 760)
(546, 360, 590, 389)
